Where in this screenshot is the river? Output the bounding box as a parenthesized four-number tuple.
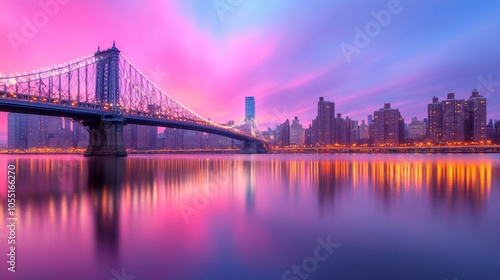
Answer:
(0, 154, 499, 279)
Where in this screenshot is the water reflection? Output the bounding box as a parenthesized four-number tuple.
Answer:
(244, 160, 256, 213)
(0, 154, 496, 279)
(1, 155, 493, 222)
(88, 158, 125, 257)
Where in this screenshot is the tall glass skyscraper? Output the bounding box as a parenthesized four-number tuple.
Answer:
(245, 96, 255, 120)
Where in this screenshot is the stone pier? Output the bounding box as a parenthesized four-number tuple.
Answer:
(240, 141, 268, 154)
(83, 117, 127, 157)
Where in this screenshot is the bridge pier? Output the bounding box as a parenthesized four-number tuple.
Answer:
(83, 117, 127, 157)
(240, 141, 268, 154)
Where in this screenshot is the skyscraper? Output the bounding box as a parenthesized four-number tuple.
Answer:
(427, 91, 486, 145)
(334, 113, 346, 145)
(346, 117, 359, 146)
(368, 115, 375, 145)
(7, 113, 28, 149)
(290, 116, 304, 146)
(468, 89, 487, 142)
(262, 127, 277, 145)
(276, 119, 290, 147)
(373, 103, 404, 146)
(163, 128, 184, 150)
(487, 119, 495, 141)
(442, 93, 466, 143)
(428, 97, 443, 144)
(359, 120, 369, 140)
(123, 124, 138, 149)
(311, 118, 318, 146)
(317, 97, 335, 145)
(408, 117, 427, 142)
(47, 117, 62, 133)
(73, 120, 89, 148)
(304, 124, 312, 146)
(245, 96, 255, 120)
(27, 115, 49, 148)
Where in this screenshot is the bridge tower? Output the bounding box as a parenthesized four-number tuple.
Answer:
(84, 43, 127, 157)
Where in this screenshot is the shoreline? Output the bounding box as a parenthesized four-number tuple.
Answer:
(1, 147, 500, 155)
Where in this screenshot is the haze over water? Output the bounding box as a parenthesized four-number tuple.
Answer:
(0, 154, 499, 280)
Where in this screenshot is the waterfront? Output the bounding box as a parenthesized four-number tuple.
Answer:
(0, 154, 499, 279)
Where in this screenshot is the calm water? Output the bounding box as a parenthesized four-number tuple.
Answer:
(0, 154, 499, 280)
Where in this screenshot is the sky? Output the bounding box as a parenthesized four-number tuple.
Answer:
(1, 0, 500, 143)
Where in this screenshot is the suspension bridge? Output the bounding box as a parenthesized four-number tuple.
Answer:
(0, 43, 268, 156)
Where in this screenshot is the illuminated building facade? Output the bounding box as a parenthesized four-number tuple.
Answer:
(373, 103, 405, 146)
(427, 90, 487, 145)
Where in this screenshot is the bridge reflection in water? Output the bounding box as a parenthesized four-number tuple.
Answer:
(0, 154, 497, 279)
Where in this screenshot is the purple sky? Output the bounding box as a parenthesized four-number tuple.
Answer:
(1, 0, 500, 143)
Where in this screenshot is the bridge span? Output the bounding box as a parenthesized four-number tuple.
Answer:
(0, 43, 268, 156)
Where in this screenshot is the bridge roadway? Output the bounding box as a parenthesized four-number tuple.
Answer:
(0, 90, 265, 143)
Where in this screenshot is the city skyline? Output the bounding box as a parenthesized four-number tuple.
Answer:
(1, 1, 500, 144)
(3, 90, 498, 150)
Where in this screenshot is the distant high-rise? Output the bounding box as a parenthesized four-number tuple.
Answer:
(468, 89, 487, 142)
(290, 116, 304, 146)
(64, 118, 71, 130)
(136, 125, 157, 150)
(346, 117, 359, 146)
(47, 117, 62, 133)
(408, 117, 426, 141)
(428, 97, 443, 144)
(359, 120, 370, 140)
(163, 128, 183, 150)
(27, 115, 48, 148)
(334, 113, 346, 145)
(373, 103, 404, 146)
(7, 113, 28, 149)
(368, 115, 375, 145)
(427, 90, 486, 145)
(8, 113, 76, 149)
(311, 118, 318, 146)
(123, 124, 138, 149)
(183, 130, 205, 149)
(442, 93, 466, 143)
(317, 97, 335, 145)
(495, 120, 500, 144)
(73, 120, 89, 148)
(487, 119, 495, 141)
(304, 124, 312, 146)
(262, 127, 277, 145)
(276, 119, 290, 147)
(245, 96, 255, 120)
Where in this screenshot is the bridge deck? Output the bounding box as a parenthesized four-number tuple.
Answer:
(0, 91, 266, 143)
